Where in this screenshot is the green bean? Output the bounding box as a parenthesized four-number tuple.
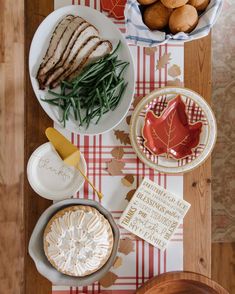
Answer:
(107, 79, 125, 95)
(64, 102, 71, 121)
(72, 61, 108, 86)
(106, 72, 114, 89)
(95, 88, 103, 124)
(60, 83, 66, 96)
(111, 83, 127, 109)
(85, 93, 96, 128)
(106, 40, 121, 60)
(71, 98, 77, 120)
(118, 63, 129, 79)
(41, 99, 60, 106)
(61, 80, 73, 89)
(80, 108, 97, 125)
(48, 90, 69, 99)
(43, 41, 128, 128)
(102, 81, 110, 109)
(76, 99, 82, 126)
(95, 71, 113, 86)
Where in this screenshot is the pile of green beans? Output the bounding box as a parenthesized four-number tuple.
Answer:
(41, 41, 129, 128)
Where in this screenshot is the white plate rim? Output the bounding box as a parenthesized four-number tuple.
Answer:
(29, 5, 135, 135)
(27, 142, 87, 200)
(130, 87, 217, 174)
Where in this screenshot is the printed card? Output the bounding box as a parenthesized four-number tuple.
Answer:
(119, 178, 190, 250)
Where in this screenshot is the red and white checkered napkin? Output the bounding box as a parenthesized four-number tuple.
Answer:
(53, 1, 184, 293)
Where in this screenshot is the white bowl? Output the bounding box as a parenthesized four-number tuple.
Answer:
(29, 5, 135, 135)
(29, 198, 120, 286)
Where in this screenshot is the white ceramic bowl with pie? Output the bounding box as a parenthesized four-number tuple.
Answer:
(29, 198, 120, 286)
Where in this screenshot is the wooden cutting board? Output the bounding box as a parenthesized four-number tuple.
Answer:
(136, 272, 229, 294)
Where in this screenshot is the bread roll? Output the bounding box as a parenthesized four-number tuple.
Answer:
(144, 2, 172, 30)
(138, 0, 158, 5)
(189, 0, 209, 11)
(169, 4, 198, 34)
(161, 0, 188, 8)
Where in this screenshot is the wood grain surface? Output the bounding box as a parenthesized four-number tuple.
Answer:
(184, 36, 212, 277)
(24, 1, 53, 293)
(136, 272, 228, 294)
(0, 0, 25, 293)
(212, 243, 235, 294)
(6, 1, 212, 293)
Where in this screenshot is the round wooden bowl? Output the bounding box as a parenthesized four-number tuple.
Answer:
(136, 272, 229, 294)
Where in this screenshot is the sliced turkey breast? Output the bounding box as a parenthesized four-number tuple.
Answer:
(51, 39, 112, 88)
(37, 16, 88, 88)
(47, 22, 91, 72)
(43, 22, 97, 87)
(50, 37, 102, 88)
(67, 40, 113, 81)
(45, 27, 100, 87)
(37, 15, 74, 82)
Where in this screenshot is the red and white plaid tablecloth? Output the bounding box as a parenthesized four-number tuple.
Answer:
(53, 1, 184, 293)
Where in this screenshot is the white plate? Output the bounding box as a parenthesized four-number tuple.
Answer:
(130, 87, 217, 174)
(29, 5, 135, 135)
(27, 142, 87, 200)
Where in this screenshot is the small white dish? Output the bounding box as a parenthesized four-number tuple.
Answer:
(28, 198, 120, 286)
(29, 5, 135, 135)
(27, 142, 86, 200)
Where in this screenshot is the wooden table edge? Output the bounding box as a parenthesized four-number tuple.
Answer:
(184, 35, 212, 277)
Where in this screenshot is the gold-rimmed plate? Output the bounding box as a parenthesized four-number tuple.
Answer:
(130, 87, 217, 174)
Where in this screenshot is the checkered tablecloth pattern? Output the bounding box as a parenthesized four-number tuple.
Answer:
(53, 1, 184, 293)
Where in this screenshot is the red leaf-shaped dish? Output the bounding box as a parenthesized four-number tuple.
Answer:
(142, 95, 203, 160)
(101, 0, 126, 20)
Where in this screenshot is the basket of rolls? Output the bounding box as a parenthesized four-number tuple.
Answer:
(124, 0, 223, 46)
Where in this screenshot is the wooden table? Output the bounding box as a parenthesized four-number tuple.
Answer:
(0, 0, 211, 293)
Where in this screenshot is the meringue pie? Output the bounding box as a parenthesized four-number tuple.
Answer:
(43, 205, 113, 276)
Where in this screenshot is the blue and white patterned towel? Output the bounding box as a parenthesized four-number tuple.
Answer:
(124, 0, 223, 47)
